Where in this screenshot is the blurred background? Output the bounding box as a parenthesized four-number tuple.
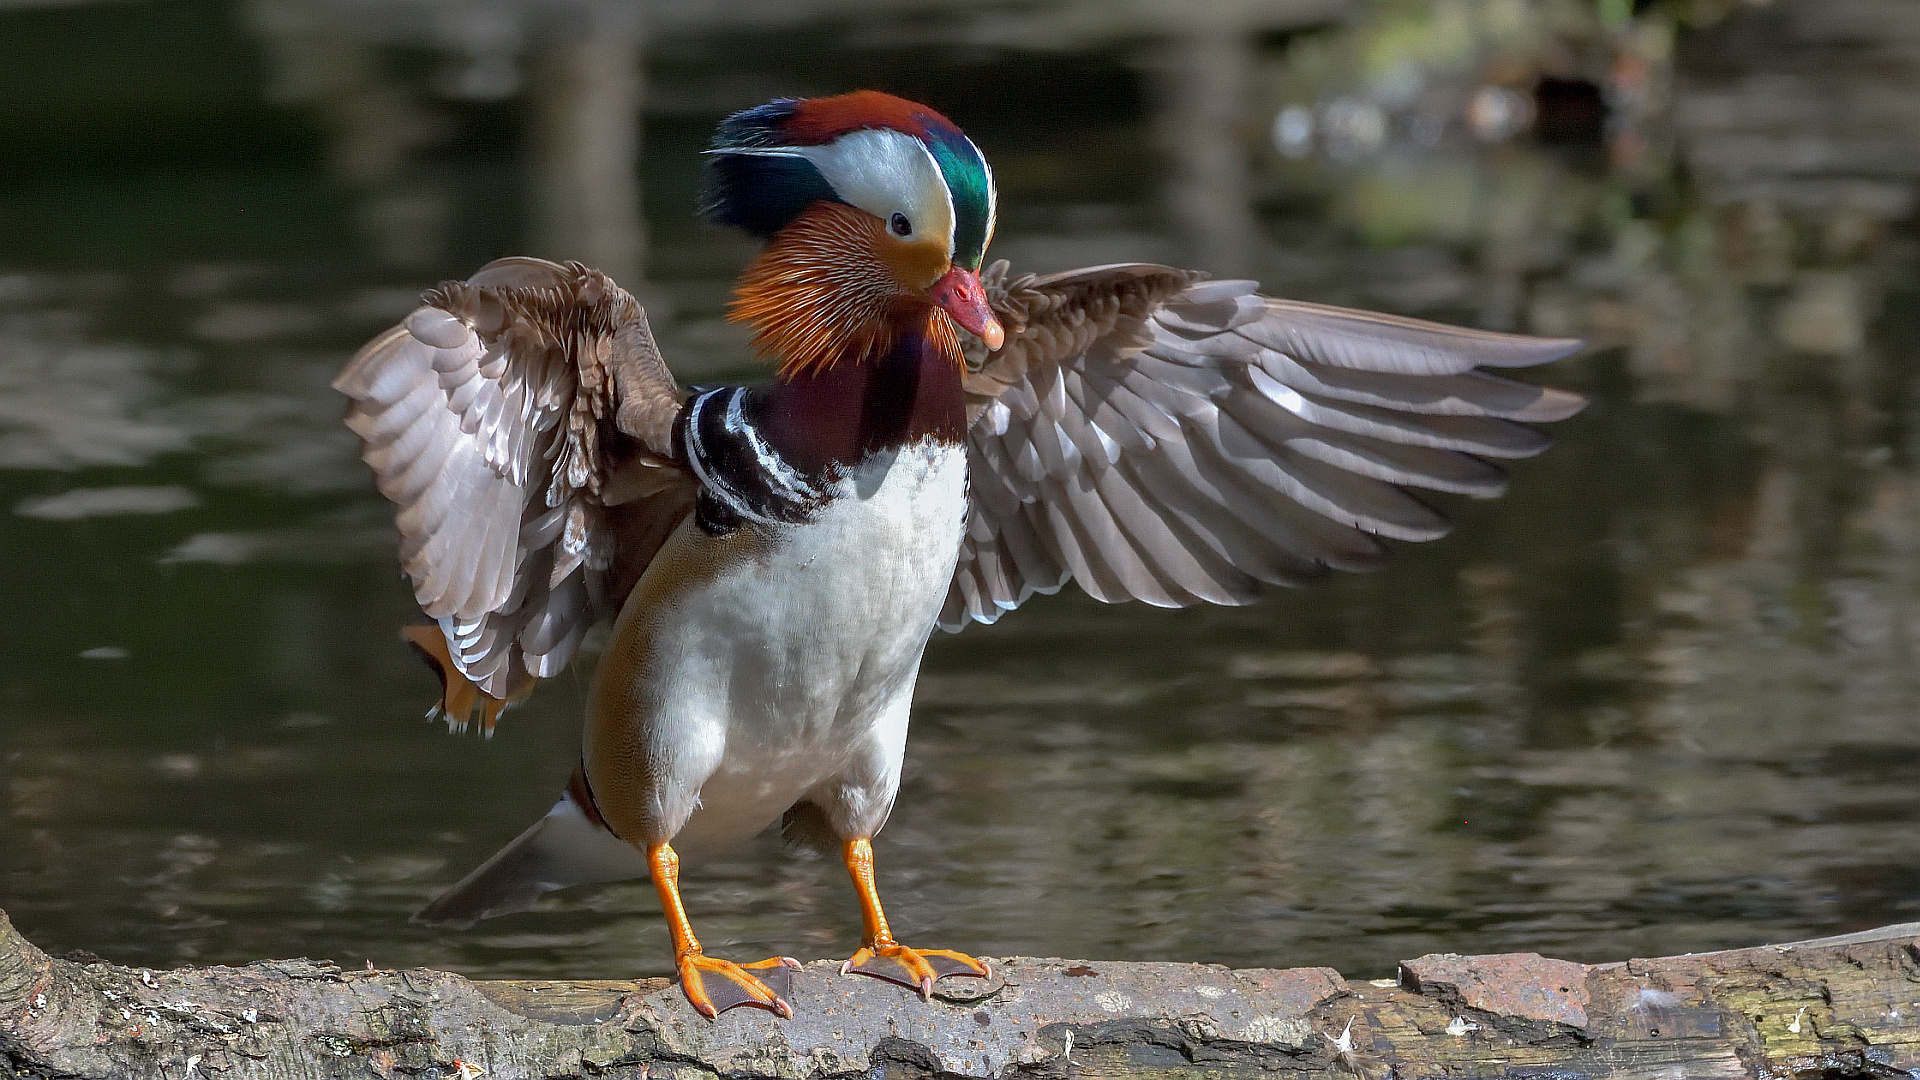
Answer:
(5, 0, 1920, 982)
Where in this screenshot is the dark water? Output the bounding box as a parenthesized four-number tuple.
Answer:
(5, 0, 1920, 983)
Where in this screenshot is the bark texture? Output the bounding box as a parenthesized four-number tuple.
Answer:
(2, 908, 1916, 1078)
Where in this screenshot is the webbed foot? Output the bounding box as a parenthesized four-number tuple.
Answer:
(840, 943, 989, 998)
(677, 953, 801, 1019)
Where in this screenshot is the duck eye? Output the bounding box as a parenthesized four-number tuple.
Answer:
(890, 213, 912, 237)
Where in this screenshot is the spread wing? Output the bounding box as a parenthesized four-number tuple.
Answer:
(334, 257, 694, 731)
(942, 261, 1586, 630)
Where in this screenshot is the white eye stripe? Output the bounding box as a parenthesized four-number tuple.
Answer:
(715, 130, 957, 257)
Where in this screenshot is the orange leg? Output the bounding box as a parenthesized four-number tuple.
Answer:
(403, 624, 523, 736)
(838, 838, 989, 997)
(648, 842, 799, 1019)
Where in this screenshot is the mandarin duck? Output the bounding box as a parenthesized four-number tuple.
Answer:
(334, 91, 1585, 1019)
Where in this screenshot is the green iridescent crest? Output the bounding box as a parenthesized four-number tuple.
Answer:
(925, 134, 994, 270)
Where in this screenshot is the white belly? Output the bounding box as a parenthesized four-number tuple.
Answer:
(597, 438, 968, 854)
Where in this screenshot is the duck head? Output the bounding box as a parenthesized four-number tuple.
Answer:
(704, 91, 1003, 378)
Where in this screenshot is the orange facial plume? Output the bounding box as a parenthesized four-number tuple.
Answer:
(728, 202, 963, 379)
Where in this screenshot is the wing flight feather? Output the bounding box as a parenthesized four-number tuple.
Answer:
(336, 258, 692, 732)
(945, 261, 1585, 630)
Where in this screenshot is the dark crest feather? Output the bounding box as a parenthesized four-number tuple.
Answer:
(701, 98, 839, 239)
(702, 154, 835, 239)
(711, 98, 801, 149)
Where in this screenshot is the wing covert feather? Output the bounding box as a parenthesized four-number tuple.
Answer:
(945, 261, 1585, 630)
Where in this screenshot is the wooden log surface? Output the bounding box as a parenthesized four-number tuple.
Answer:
(2, 907, 1916, 1078)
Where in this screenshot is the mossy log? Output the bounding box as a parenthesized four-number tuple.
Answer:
(2, 908, 1917, 1078)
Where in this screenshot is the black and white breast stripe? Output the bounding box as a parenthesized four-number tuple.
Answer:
(676, 387, 829, 534)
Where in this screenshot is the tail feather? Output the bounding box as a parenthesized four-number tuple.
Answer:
(414, 789, 652, 928)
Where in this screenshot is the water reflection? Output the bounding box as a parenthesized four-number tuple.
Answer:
(0, 309, 191, 470)
(3, 0, 1919, 980)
